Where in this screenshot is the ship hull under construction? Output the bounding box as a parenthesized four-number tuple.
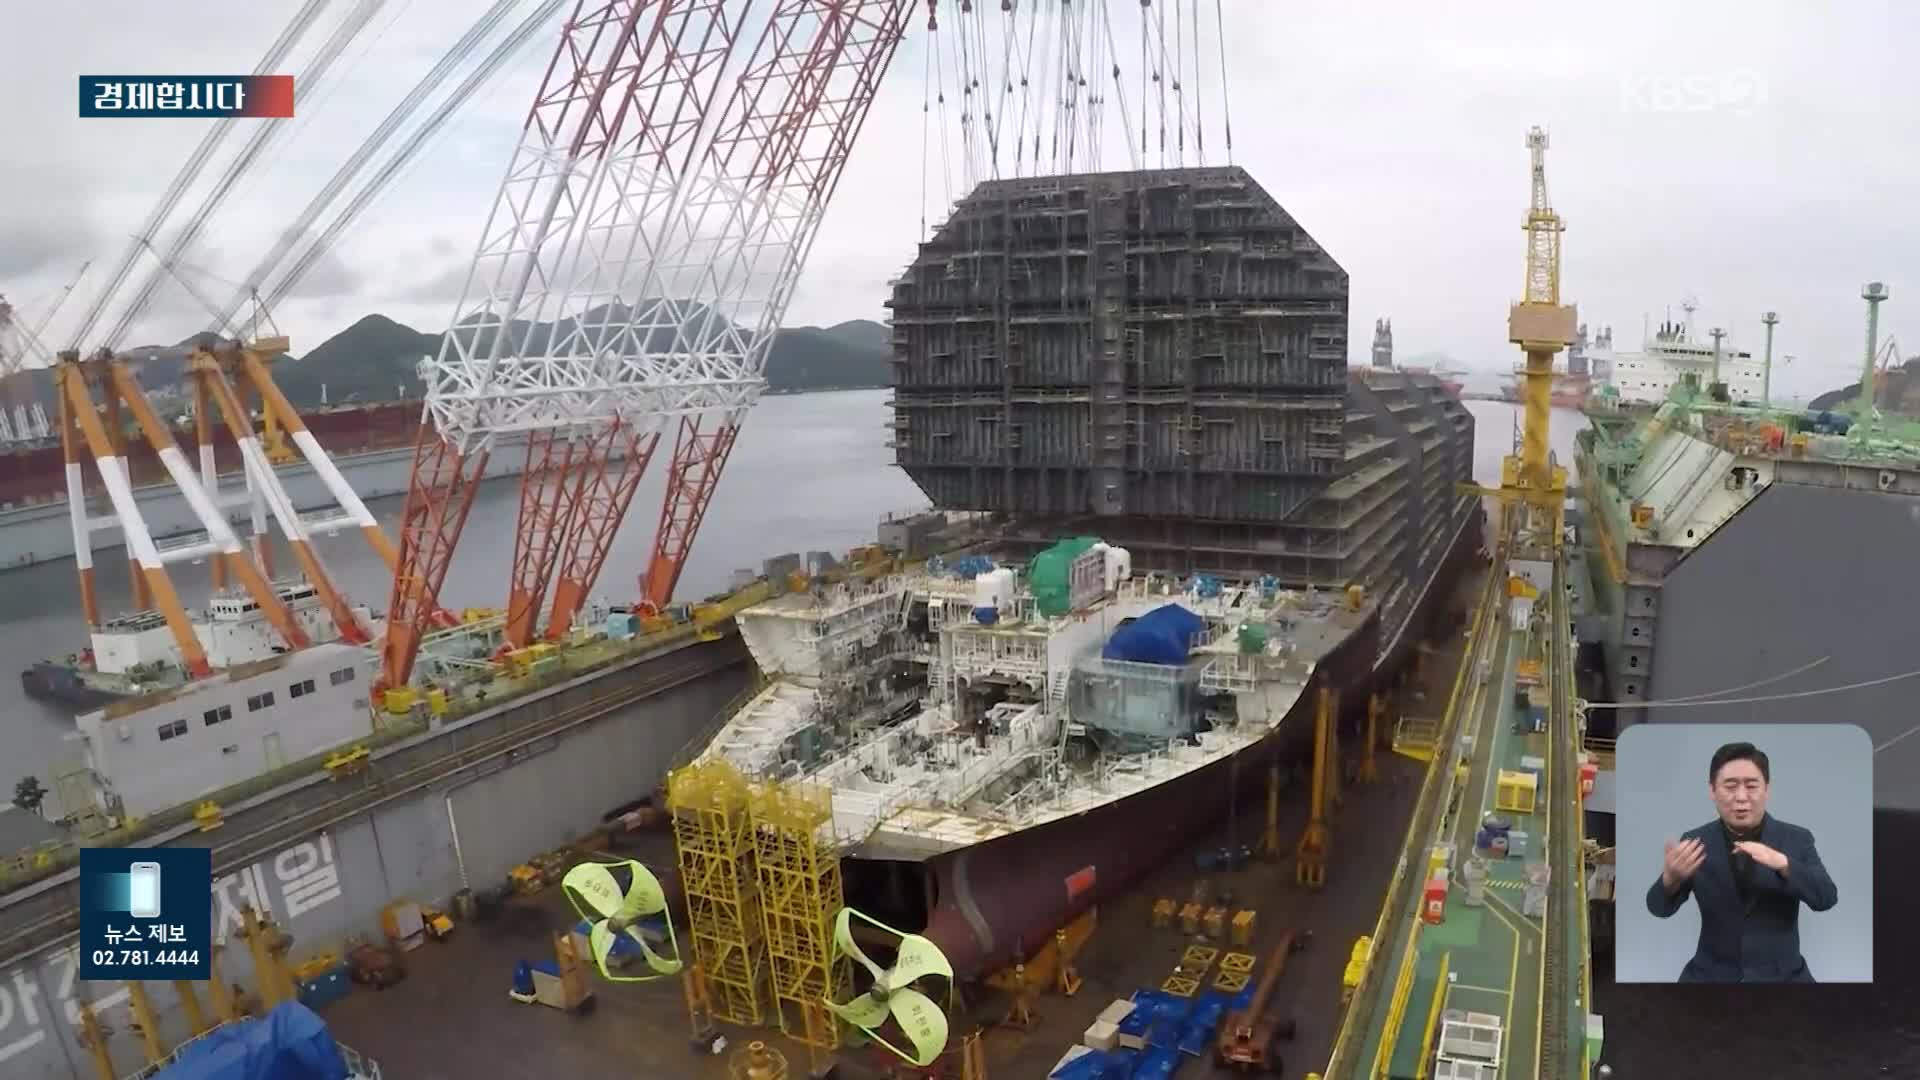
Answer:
(848, 505, 1483, 980)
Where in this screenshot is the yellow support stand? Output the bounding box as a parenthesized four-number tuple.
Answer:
(668, 761, 766, 1026)
(175, 979, 210, 1035)
(76, 1001, 115, 1080)
(208, 944, 240, 1022)
(999, 963, 1038, 1030)
(1054, 928, 1083, 996)
(1261, 761, 1283, 860)
(749, 778, 849, 1048)
(1296, 687, 1334, 888)
(125, 981, 165, 1064)
(958, 1030, 989, 1080)
(1358, 693, 1383, 784)
(236, 907, 295, 1010)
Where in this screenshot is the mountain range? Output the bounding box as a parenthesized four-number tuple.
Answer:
(19, 309, 891, 409)
(1806, 357, 1920, 415)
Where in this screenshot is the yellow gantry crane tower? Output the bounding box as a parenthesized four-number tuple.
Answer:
(1473, 126, 1576, 556)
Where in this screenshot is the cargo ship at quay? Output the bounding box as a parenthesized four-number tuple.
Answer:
(1568, 287, 1920, 1076)
(0, 167, 1484, 1078)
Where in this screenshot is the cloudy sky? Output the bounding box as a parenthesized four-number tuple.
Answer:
(2, 0, 1914, 402)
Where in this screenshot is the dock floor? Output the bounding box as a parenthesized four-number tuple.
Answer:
(321, 752, 1422, 1080)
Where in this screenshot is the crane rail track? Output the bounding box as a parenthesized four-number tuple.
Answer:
(1538, 558, 1585, 1076)
(1321, 523, 1510, 1078)
(0, 642, 745, 969)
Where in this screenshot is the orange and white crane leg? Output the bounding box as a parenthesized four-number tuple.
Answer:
(505, 428, 586, 648)
(384, 430, 488, 689)
(193, 370, 227, 592)
(200, 366, 367, 645)
(108, 363, 310, 651)
(57, 365, 210, 678)
(104, 389, 151, 612)
(239, 347, 397, 572)
(57, 374, 100, 627)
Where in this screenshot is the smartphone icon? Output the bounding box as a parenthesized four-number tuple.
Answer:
(128, 862, 162, 919)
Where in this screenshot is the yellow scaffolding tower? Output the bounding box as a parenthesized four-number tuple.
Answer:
(751, 778, 852, 1050)
(669, 760, 767, 1026)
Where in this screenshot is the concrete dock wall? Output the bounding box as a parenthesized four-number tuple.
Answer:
(0, 648, 749, 1078)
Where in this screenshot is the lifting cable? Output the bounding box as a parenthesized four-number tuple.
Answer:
(267, 0, 562, 326)
(104, 0, 391, 352)
(215, 0, 534, 337)
(1214, 0, 1232, 162)
(66, 0, 334, 352)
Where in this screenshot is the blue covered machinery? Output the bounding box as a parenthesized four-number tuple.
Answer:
(149, 1002, 357, 1080)
(1070, 604, 1208, 743)
(1101, 604, 1206, 666)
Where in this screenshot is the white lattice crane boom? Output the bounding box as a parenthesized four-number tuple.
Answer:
(642, 0, 912, 609)
(388, 0, 760, 684)
(386, 0, 911, 687)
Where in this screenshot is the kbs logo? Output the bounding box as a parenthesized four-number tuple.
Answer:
(1619, 70, 1768, 115)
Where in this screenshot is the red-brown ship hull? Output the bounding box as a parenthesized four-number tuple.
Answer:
(0, 401, 424, 508)
(851, 505, 1485, 980)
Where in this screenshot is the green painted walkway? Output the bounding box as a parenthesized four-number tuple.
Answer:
(1345, 590, 1577, 1080)
(1383, 621, 1547, 1079)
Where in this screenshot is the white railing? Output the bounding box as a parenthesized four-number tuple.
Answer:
(949, 631, 1048, 680)
(800, 584, 909, 643)
(933, 704, 1052, 807)
(1201, 653, 1262, 693)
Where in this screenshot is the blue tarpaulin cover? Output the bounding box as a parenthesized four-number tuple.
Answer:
(153, 1002, 347, 1080)
(1101, 604, 1205, 666)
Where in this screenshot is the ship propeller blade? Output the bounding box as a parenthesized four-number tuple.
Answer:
(561, 860, 684, 981)
(886, 986, 950, 1066)
(824, 906, 954, 1068)
(823, 987, 890, 1031)
(888, 932, 953, 989)
(832, 906, 890, 984)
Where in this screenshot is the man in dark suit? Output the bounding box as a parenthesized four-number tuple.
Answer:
(1646, 741, 1839, 982)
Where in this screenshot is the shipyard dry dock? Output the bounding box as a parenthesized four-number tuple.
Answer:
(313, 754, 1434, 1079)
(0, 579, 1494, 1080)
(312, 562, 1490, 1080)
(0, 634, 751, 1078)
(0, 164, 1489, 1078)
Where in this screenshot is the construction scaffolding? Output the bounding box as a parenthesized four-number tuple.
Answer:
(751, 779, 851, 1049)
(668, 760, 767, 1027)
(887, 167, 1349, 530)
(885, 167, 1477, 599)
